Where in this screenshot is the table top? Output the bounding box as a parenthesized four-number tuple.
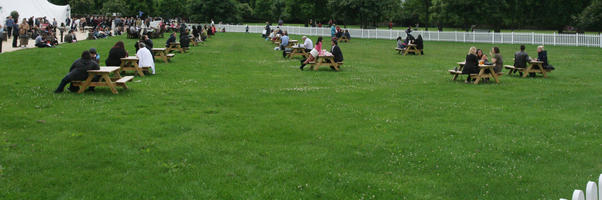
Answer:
(319, 50, 334, 57)
(529, 60, 543, 64)
(121, 56, 139, 61)
(457, 62, 465, 65)
(89, 67, 120, 73)
(170, 42, 181, 45)
(152, 48, 166, 51)
(478, 64, 495, 68)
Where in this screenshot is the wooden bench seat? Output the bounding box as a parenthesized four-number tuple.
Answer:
(166, 53, 175, 58)
(116, 76, 134, 84)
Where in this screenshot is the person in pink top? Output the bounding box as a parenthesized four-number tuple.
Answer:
(300, 36, 323, 70)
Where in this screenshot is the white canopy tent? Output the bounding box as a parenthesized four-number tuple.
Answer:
(0, 0, 70, 26)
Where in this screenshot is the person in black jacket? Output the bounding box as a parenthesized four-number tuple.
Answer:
(535, 45, 554, 70)
(462, 47, 479, 83)
(106, 41, 128, 66)
(328, 39, 344, 70)
(54, 50, 100, 93)
(180, 30, 190, 48)
(415, 34, 424, 55)
(12, 23, 19, 47)
(513, 45, 530, 76)
(165, 32, 176, 47)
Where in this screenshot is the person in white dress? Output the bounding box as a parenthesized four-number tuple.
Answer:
(136, 43, 155, 74)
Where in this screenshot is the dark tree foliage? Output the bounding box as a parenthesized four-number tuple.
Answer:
(54, 0, 598, 31)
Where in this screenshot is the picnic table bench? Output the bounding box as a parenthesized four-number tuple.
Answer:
(189, 35, 198, 46)
(152, 48, 175, 63)
(167, 42, 185, 53)
(71, 67, 134, 94)
(395, 44, 421, 56)
(120, 56, 150, 77)
(504, 60, 551, 78)
(287, 46, 309, 59)
(449, 62, 502, 84)
(308, 50, 343, 71)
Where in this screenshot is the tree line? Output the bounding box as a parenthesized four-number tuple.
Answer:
(49, 0, 602, 32)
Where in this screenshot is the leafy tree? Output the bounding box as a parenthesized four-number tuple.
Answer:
(101, 0, 130, 16)
(577, 0, 602, 31)
(69, 0, 96, 15)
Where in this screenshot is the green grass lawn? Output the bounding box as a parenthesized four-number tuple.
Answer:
(0, 33, 600, 199)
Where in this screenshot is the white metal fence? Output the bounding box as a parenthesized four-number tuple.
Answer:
(211, 24, 602, 48)
(560, 174, 601, 200)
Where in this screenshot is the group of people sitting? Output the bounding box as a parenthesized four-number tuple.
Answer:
(396, 34, 424, 55)
(297, 36, 344, 71)
(461, 45, 554, 83)
(54, 40, 156, 93)
(330, 25, 351, 41)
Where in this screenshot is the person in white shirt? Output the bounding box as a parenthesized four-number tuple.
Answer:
(136, 43, 155, 74)
(302, 36, 313, 53)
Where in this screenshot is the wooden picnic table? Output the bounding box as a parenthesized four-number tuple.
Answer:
(308, 50, 343, 71)
(167, 42, 185, 53)
(448, 62, 500, 84)
(288, 46, 308, 59)
(338, 36, 350, 43)
(396, 44, 421, 56)
(152, 48, 175, 63)
(73, 67, 134, 94)
(120, 56, 148, 77)
(505, 60, 550, 78)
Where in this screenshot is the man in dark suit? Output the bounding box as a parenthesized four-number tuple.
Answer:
(513, 45, 530, 76)
(328, 39, 344, 70)
(54, 50, 100, 93)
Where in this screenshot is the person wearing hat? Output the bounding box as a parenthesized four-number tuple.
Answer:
(54, 50, 100, 93)
(89, 48, 100, 64)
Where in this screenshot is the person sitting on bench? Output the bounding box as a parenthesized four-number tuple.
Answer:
(415, 34, 424, 55)
(136, 43, 155, 74)
(396, 37, 405, 49)
(327, 39, 344, 70)
(344, 30, 351, 40)
(300, 36, 322, 71)
(106, 41, 128, 66)
(462, 47, 479, 83)
(491, 47, 503, 73)
(534, 45, 554, 71)
(165, 32, 176, 47)
(280, 31, 289, 58)
(513, 45, 530, 76)
(180, 30, 190, 48)
(54, 50, 100, 93)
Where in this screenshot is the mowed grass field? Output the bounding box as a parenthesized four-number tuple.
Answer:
(0, 32, 600, 199)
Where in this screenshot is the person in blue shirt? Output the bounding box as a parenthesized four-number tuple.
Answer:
(330, 24, 336, 38)
(6, 16, 14, 39)
(280, 31, 289, 58)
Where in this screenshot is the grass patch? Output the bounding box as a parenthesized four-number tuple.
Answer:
(0, 33, 600, 199)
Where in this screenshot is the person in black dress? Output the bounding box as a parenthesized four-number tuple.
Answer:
(462, 47, 479, 83)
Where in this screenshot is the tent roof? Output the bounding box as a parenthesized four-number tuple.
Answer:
(1, 0, 70, 26)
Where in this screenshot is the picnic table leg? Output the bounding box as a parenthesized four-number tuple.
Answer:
(102, 74, 119, 94)
(329, 59, 339, 71)
(452, 74, 459, 81)
(474, 69, 485, 84)
(539, 64, 548, 78)
(491, 70, 499, 83)
(77, 74, 95, 94)
(134, 62, 145, 77)
(523, 65, 532, 78)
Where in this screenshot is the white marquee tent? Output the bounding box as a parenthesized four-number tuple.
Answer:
(0, 0, 70, 26)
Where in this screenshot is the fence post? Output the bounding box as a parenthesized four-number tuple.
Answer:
(501, 32, 504, 43)
(437, 31, 440, 41)
(532, 32, 535, 45)
(585, 181, 597, 200)
(473, 31, 475, 42)
(492, 32, 495, 44)
(512, 32, 514, 44)
(576, 33, 579, 47)
(361, 29, 364, 38)
(554, 32, 556, 46)
(599, 33, 602, 48)
(390, 29, 392, 40)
